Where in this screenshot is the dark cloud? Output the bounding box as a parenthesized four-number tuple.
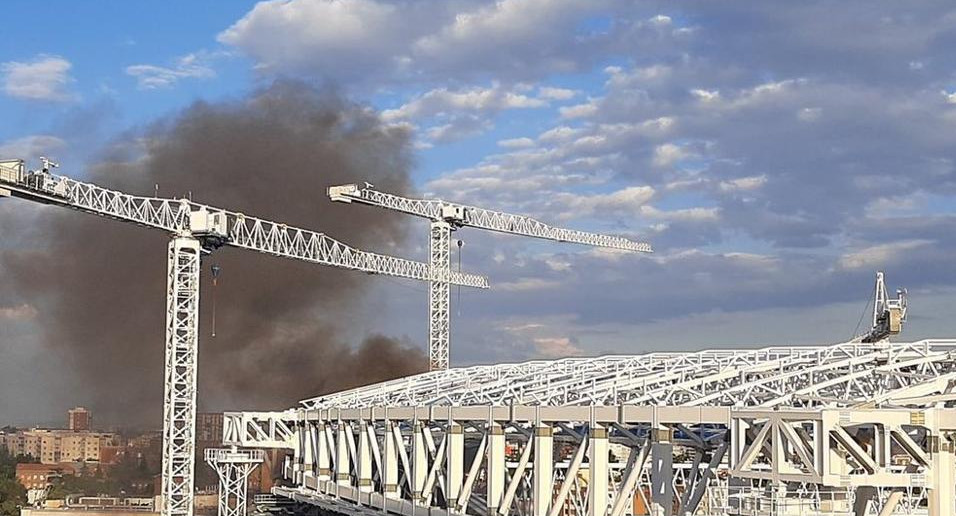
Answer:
(2, 81, 426, 425)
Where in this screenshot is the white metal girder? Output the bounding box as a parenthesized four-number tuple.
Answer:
(162, 237, 202, 516)
(205, 447, 264, 516)
(0, 166, 488, 288)
(429, 221, 452, 371)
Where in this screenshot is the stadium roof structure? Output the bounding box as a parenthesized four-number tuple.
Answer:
(228, 338, 956, 516)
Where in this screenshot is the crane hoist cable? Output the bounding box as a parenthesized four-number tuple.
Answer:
(211, 264, 222, 338)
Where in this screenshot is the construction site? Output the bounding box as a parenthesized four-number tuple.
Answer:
(1, 154, 952, 516)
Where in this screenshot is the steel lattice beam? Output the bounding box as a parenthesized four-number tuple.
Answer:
(162, 237, 202, 516)
(0, 163, 488, 288)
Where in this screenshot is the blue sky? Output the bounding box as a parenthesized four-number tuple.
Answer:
(3, 0, 956, 423)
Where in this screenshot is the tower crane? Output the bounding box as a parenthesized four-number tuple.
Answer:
(859, 271, 907, 343)
(328, 183, 652, 370)
(0, 158, 488, 516)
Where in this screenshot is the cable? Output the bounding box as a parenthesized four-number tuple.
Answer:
(211, 264, 221, 337)
(852, 280, 876, 340)
(457, 240, 463, 317)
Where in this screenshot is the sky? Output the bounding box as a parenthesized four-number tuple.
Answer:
(3, 0, 956, 424)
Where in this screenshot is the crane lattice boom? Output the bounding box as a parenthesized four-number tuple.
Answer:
(329, 181, 652, 371)
(329, 183, 652, 252)
(0, 161, 487, 288)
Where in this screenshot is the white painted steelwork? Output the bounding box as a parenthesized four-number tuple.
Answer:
(329, 182, 651, 370)
(205, 447, 264, 516)
(229, 339, 956, 516)
(162, 237, 203, 516)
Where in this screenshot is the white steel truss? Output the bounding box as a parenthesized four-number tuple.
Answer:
(0, 162, 488, 288)
(162, 237, 202, 516)
(328, 183, 653, 251)
(205, 447, 264, 516)
(429, 221, 452, 371)
(227, 339, 956, 516)
(328, 182, 651, 371)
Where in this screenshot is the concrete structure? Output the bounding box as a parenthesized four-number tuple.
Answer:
(227, 338, 956, 516)
(69, 408, 92, 432)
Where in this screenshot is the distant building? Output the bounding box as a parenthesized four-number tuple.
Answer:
(1, 429, 115, 464)
(15, 463, 69, 490)
(68, 407, 92, 432)
(195, 413, 223, 444)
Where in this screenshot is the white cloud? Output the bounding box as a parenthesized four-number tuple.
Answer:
(538, 125, 582, 143)
(0, 135, 67, 160)
(538, 86, 578, 100)
(533, 337, 583, 358)
(943, 90, 956, 104)
(0, 304, 38, 321)
(498, 137, 535, 149)
(497, 278, 563, 292)
(649, 14, 672, 27)
(1, 55, 75, 101)
(691, 88, 720, 102)
(719, 175, 767, 192)
(384, 82, 566, 144)
(640, 205, 720, 222)
(797, 106, 822, 121)
(838, 240, 933, 270)
(220, 0, 629, 84)
(425, 116, 492, 143)
(383, 83, 547, 121)
(652, 143, 688, 167)
(559, 101, 598, 119)
(555, 186, 656, 219)
(126, 53, 217, 89)
(219, 0, 411, 81)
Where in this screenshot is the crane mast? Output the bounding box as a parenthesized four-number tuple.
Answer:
(0, 159, 488, 516)
(329, 182, 652, 370)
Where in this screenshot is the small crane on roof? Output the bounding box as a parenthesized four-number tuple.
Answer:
(859, 271, 908, 343)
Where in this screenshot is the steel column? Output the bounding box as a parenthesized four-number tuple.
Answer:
(161, 236, 202, 516)
(428, 221, 452, 371)
(205, 447, 263, 516)
(533, 425, 553, 516)
(487, 423, 506, 515)
(588, 425, 609, 516)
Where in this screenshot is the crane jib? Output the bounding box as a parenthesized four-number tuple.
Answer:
(0, 164, 489, 289)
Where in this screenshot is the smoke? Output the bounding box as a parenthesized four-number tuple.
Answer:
(4, 81, 427, 425)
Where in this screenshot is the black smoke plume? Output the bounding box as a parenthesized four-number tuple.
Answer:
(5, 81, 427, 425)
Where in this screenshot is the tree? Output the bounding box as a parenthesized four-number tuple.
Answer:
(0, 449, 26, 516)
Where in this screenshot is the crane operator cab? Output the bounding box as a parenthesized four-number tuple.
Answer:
(0, 159, 25, 195)
(190, 207, 230, 248)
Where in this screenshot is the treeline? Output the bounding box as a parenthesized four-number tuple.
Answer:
(0, 449, 26, 516)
